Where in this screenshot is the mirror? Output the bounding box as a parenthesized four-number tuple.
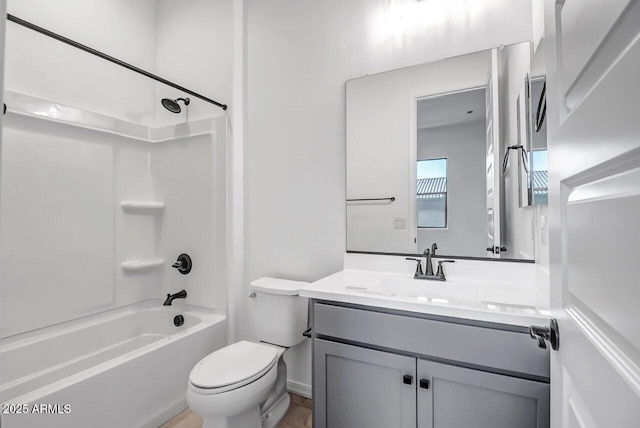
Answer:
(520, 74, 548, 207)
(346, 42, 543, 260)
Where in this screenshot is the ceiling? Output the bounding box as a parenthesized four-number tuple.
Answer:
(417, 87, 486, 130)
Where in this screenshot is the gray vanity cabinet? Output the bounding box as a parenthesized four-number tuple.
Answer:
(417, 359, 549, 428)
(314, 339, 416, 428)
(312, 301, 550, 428)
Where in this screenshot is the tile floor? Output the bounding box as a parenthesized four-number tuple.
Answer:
(160, 393, 312, 428)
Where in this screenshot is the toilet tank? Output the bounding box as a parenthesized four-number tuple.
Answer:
(250, 277, 309, 347)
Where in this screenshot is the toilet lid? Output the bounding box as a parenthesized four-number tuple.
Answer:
(189, 341, 278, 389)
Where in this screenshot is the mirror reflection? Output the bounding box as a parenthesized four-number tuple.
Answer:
(527, 76, 548, 206)
(346, 42, 547, 261)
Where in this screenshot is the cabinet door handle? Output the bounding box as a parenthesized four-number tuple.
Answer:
(419, 378, 430, 389)
(403, 374, 413, 385)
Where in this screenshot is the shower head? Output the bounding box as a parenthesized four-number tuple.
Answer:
(161, 97, 190, 113)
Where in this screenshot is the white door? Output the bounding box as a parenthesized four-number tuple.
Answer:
(0, 1, 6, 208)
(545, 0, 640, 426)
(485, 48, 502, 256)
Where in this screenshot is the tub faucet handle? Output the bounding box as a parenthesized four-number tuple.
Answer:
(172, 254, 192, 275)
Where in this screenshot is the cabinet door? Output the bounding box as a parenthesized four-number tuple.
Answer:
(417, 359, 549, 428)
(313, 339, 416, 428)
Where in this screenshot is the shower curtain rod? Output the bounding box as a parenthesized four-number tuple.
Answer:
(6, 14, 228, 111)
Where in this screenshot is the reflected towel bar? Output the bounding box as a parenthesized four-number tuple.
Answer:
(6, 14, 228, 111)
(347, 197, 396, 202)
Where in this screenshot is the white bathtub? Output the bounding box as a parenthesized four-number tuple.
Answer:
(0, 300, 226, 428)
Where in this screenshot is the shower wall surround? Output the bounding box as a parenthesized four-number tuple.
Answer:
(0, 92, 227, 337)
(0, 0, 232, 337)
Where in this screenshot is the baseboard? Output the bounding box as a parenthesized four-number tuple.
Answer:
(145, 399, 187, 428)
(287, 380, 312, 398)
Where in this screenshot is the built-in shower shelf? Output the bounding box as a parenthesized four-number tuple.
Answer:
(121, 259, 165, 273)
(120, 201, 165, 213)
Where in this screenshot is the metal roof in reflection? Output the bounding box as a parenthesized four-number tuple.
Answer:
(417, 177, 446, 198)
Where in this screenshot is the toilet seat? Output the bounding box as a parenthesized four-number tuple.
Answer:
(189, 341, 279, 394)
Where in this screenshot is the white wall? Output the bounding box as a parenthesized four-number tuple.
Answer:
(5, 0, 157, 125)
(154, 0, 233, 126)
(5, 0, 233, 127)
(417, 120, 487, 256)
(243, 0, 535, 395)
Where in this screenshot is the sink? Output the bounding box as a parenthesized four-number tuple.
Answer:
(354, 277, 478, 303)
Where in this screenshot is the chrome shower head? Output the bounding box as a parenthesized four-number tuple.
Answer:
(161, 97, 190, 113)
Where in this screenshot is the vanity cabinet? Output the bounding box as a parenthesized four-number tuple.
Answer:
(417, 359, 548, 428)
(314, 339, 416, 428)
(312, 301, 550, 428)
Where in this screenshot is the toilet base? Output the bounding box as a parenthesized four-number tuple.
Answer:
(261, 392, 290, 428)
(203, 407, 261, 428)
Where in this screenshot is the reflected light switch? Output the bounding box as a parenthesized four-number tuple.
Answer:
(394, 217, 406, 229)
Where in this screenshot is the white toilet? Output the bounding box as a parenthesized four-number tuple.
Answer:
(187, 277, 309, 428)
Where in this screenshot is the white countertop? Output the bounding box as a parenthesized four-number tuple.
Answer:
(299, 254, 551, 327)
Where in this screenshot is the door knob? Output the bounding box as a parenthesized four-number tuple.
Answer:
(419, 378, 430, 389)
(403, 375, 413, 385)
(529, 319, 559, 351)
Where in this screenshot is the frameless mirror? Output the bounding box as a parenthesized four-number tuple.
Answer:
(346, 42, 544, 261)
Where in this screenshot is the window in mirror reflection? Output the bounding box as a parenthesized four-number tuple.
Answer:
(532, 149, 548, 205)
(417, 158, 447, 228)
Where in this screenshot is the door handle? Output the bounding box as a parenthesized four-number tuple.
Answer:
(419, 378, 430, 389)
(529, 319, 559, 351)
(403, 375, 413, 385)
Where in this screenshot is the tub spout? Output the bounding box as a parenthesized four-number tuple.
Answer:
(163, 289, 187, 306)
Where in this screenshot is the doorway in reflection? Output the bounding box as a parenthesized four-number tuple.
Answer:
(415, 88, 487, 256)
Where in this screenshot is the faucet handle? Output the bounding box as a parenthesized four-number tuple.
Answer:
(405, 257, 424, 276)
(436, 260, 455, 277)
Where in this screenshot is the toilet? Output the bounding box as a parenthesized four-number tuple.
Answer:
(187, 277, 309, 428)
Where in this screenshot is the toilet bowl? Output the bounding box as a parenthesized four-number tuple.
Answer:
(187, 278, 309, 428)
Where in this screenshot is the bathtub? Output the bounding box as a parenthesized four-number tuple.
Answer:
(0, 300, 226, 428)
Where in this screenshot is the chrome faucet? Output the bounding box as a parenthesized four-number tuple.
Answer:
(163, 289, 187, 306)
(405, 242, 455, 281)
